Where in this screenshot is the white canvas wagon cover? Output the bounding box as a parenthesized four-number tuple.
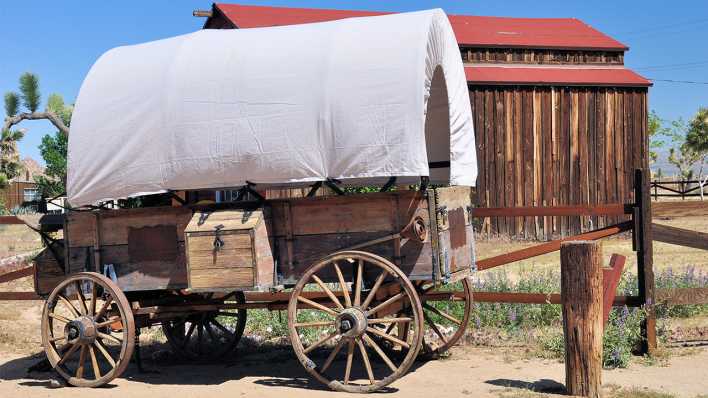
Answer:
(67, 9, 477, 206)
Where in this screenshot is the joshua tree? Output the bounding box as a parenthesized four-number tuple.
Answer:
(2, 73, 71, 192)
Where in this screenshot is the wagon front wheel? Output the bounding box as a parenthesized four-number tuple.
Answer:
(41, 272, 135, 387)
(288, 250, 424, 393)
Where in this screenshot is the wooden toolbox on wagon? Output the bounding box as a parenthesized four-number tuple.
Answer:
(184, 209, 275, 291)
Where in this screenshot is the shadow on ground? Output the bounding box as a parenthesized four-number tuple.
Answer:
(485, 378, 566, 395)
(0, 339, 433, 393)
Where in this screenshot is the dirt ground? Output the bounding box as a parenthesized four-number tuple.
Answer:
(0, 344, 706, 397)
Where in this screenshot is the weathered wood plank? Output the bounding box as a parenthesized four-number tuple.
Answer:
(656, 287, 708, 305)
(477, 221, 632, 270)
(653, 201, 708, 218)
(652, 223, 708, 250)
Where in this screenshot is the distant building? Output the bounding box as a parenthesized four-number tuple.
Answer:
(0, 158, 45, 210)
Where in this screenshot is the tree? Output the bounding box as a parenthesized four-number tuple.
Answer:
(3, 72, 69, 135)
(648, 110, 668, 164)
(0, 128, 23, 189)
(685, 107, 708, 199)
(2, 73, 72, 193)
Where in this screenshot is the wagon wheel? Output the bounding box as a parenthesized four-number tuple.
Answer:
(162, 292, 247, 361)
(416, 277, 473, 358)
(288, 250, 424, 393)
(41, 272, 135, 387)
(371, 277, 474, 359)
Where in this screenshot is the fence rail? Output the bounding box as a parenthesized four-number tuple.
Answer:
(650, 179, 707, 200)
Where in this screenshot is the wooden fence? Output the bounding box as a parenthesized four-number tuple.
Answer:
(650, 179, 708, 200)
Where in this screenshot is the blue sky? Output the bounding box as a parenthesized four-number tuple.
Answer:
(1, 1, 707, 166)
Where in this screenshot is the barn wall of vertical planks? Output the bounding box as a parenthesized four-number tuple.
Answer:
(199, 3, 653, 239)
(469, 86, 649, 239)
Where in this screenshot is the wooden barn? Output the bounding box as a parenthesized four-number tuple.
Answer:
(199, 3, 652, 239)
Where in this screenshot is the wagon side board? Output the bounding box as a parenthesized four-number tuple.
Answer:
(64, 206, 192, 292)
(269, 190, 436, 285)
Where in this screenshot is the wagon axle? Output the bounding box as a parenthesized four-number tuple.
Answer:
(336, 308, 368, 337)
(64, 317, 98, 345)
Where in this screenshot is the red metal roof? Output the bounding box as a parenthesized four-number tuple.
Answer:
(213, 3, 628, 50)
(465, 66, 651, 87)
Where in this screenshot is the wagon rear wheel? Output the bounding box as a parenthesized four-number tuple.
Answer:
(41, 272, 135, 387)
(162, 292, 247, 361)
(288, 250, 424, 393)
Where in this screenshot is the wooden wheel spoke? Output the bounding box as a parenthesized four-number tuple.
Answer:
(49, 335, 67, 343)
(89, 282, 98, 316)
(320, 339, 346, 373)
(89, 346, 101, 378)
(361, 271, 388, 310)
(356, 338, 375, 384)
(303, 331, 339, 355)
(297, 296, 338, 316)
(367, 292, 406, 316)
(197, 324, 204, 354)
(76, 346, 87, 378)
(75, 281, 89, 315)
(57, 343, 79, 366)
(97, 332, 122, 345)
(363, 333, 397, 372)
(209, 318, 234, 341)
(333, 262, 352, 308)
(423, 312, 448, 344)
(311, 274, 344, 310)
(204, 320, 218, 343)
(366, 327, 410, 349)
(293, 320, 334, 328)
(344, 340, 354, 385)
(49, 312, 72, 324)
(57, 294, 80, 318)
(367, 317, 412, 325)
(354, 259, 363, 307)
(94, 316, 121, 328)
(182, 322, 197, 347)
(94, 340, 116, 367)
(94, 296, 113, 321)
(423, 302, 462, 325)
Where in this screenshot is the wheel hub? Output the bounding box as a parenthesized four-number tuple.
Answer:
(336, 308, 367, 338)
(65, 316, 98, 345)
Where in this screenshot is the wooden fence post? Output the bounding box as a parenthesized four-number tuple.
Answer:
(561, 241, 602, 398)
(634, 168, 657, 354)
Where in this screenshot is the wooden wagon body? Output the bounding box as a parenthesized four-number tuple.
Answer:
(36, 187, 473, 296)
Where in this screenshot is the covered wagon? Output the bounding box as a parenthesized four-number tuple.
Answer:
(35, 8, 478, 393)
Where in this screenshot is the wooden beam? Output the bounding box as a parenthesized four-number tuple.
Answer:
(470, 204, 630, 218)
(602, 254, 626, 326)
(652, 223, 708, 250)
(0, 292, 41, 300)
(653, 201, 708, 218)
(635, 169, 657, 354)
(0, 266, 34, 284)
(656, 288, 708, 305)
(0, 216, 24, 225)
(476, 221, 632, 271)
(561, 241, 602, 398)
